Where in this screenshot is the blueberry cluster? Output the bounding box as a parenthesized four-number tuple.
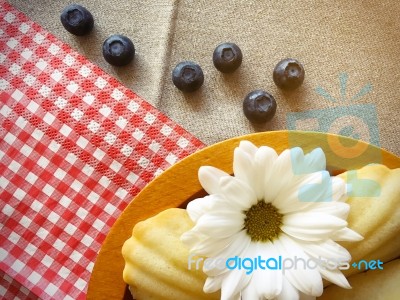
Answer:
(60, 4, 305, 125)
(172, 43, 305, 124)
(60, 4, 135, 66)
(171, 43, 243, 94)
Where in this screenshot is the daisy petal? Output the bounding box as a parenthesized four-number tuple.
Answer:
(204, 275, 224, 293)
(286, 171, 346, 202)
(204, 276, 242, 299)
(233, 147, 254, 189)
(325, 176, 347, 203)
(282, 213, 347, 241)
(238, 140, 258, 156)
(199, 166, 230, 195)
(234, 144, 278, 200)
(181, 229, 235, 257)
(254, 270, 282, 298)
(276, 234, 323, 296)
(209, 197, 248, 214)
(297, 172, 339, 203)
(287, 147, 326, 175)
(276, 277, 299, 300)
(254, 146, 278, 200)
(305, 202, 350, 220)
(220, 269, 250, 300)
(241, 283, 261, 300)
(252, 242, 282, 298)
(265, 149, 296, 202)
(281, 227, 335, 242)
(219, 176, 257, 209)
(180, 230, 206, 248)
(283, 212, 347, 230)
(296, 239, 351, 263)
(194, 211, 244, 238)
(303, 148, 326, 173)
(189, 235, 236, 257)
(331, 227, 364, 241)
(273, 171, 330, 213)
(204, 231, 251, 276)
(186, 195, 216, 222)
(318, 267, 351, 289)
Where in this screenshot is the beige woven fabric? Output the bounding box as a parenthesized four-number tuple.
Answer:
(10, 0, 400, 156)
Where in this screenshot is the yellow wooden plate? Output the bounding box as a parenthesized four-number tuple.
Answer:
(87, 131, 400, 299)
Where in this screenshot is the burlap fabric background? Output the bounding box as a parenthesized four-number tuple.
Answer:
(9, 0, 399, 156)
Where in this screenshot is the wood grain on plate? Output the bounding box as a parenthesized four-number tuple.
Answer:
(87, 131, 400, 300)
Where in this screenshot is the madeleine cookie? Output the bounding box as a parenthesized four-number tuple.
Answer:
(122, 208, 220, 300)
(338, 164, 400, 278)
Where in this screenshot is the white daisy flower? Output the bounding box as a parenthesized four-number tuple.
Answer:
(181, 141, 363, 300)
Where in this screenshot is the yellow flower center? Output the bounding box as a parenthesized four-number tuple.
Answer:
(244, 201, 282, 242)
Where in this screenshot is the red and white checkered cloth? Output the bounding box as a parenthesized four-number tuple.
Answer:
(0, 1, 205, 299)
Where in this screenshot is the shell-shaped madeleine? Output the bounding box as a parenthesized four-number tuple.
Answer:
(319, 259, 400, 299)
(122, 208, 220, 300)
(338, 164, 400, 278)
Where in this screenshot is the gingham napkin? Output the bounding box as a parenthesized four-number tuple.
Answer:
(0, 1, 204, 299)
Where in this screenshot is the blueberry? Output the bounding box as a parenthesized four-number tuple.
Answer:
(60, 4, 94, 36)
(243, 90, 277, 124)
(172, 61, 204, 93)
(213, 42, 242, 73)
(102, 35, 135, 66)
(273, 58, 305, 90)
